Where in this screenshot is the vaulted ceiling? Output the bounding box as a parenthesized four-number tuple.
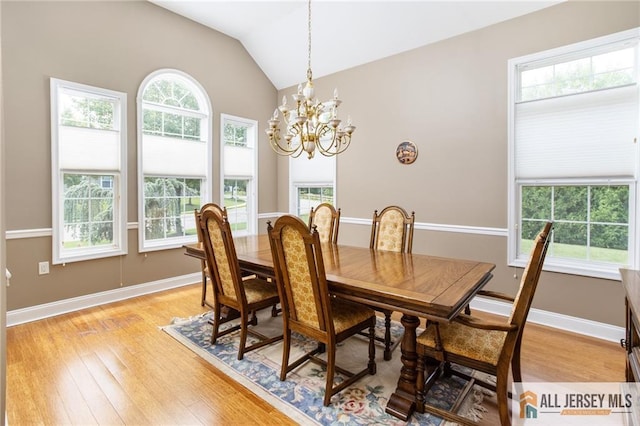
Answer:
(151, 1, 562, 89)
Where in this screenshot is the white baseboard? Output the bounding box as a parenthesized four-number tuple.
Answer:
(6, 274, 625, 344)
(6, 273, 201, 327)
(470, 296, 625, 344)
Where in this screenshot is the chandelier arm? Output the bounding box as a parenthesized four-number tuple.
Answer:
(270, 138, 304, 157)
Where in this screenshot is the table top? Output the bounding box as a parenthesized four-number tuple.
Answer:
(191, 234, 496, 322)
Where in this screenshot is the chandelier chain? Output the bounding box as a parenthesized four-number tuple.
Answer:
(307, 0, 312, 80)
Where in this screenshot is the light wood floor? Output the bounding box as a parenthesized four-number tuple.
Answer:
(6, 284, 625, 425)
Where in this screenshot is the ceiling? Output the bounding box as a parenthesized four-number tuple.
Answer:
(150, 0, 562, 89)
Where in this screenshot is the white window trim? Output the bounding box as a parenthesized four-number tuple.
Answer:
(50, 78, 128, 264)
(137, 69, 213, 252)
(220, 114, 258, 236)
(507, 27, 640, 280)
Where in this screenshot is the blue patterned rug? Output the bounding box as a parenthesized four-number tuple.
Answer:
(162, 311, 489, 425)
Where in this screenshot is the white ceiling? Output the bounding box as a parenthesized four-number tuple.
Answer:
(150, 0, 562, 89)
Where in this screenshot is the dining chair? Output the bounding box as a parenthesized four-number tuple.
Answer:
(194, 203, 227, 307)
(308, 203, 341, 244)
(415, 221, 553, 426)
(199, 207, 283, 360)
(367, 205, 415, 360)
(267, 215, 377, 406)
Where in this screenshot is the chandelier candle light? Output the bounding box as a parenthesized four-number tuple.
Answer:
(266, 0, 355, 159)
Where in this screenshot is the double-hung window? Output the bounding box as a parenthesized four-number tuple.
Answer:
(220, 114, 257, 236)
(50, 79, 127, 264)
(137, 70, 212, 251)
(508, 28, 639, 279)
(290, 154, 336, 223)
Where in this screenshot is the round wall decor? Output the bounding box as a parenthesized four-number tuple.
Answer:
(396, 140, 418, 164)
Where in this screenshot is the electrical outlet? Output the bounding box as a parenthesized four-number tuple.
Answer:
(38, 261, 49, 275)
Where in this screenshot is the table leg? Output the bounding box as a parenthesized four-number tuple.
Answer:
(385, 313, 420, 420)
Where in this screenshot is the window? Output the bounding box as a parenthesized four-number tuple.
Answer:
(138, 70, 212, 251)
(50, 78, 127, 264)
(220, 114, 257, 236)
(508, 28, 639, 279)
(296, 186, 334, 223)
(290, 154, 336, 222)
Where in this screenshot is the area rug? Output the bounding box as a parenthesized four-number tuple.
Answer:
(162, 311, 490, 425)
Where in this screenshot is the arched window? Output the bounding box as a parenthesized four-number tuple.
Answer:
(137, 69, 212, 251)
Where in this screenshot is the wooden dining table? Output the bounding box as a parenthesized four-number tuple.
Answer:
(184, 234, 495, 421)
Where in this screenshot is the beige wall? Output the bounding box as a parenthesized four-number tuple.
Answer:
(2, 1, 278, 310)
(0, 0, 7, 420)
(2, 1, 639, 328)
(278, 1, 639, 327)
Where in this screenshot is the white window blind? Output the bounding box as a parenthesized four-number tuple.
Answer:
(223, 145, 254, 176)
(290, 153, 335, 183)
(515, 84, 638, 179)
(142, 135, 207, 177)
(59, 127, 120, 170)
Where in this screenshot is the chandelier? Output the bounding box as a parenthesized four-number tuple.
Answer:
(266, 0, 355, 159)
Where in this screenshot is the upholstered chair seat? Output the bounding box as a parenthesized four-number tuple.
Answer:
(417, 322, 507, 366)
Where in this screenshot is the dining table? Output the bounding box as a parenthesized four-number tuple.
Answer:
(184, 234, 495, 421)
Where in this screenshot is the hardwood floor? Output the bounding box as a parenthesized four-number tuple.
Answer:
(7, 284, 625, 425)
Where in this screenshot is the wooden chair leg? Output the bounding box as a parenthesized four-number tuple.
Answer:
(512, 334, 524, 382)
(280, 329, 291, 381)
(324, 344, 336, 406)
(368, 322, 377, 374)
(496, 372, 511, 426)
(210, 301, 221, 344)
(237, 313, 248, 360)
(200, 270, 207, 307)
(415, 353, 426, 413)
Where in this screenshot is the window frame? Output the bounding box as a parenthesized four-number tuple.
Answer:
(507, 28, 640, 280)
(137, 69, 213, 252)
(220, 114, 258, 236)
(50, 78, 128, 264)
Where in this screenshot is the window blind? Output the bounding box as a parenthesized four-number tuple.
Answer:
(515, 84, 638, 179)
(290, 152, 335, 183)
(142, 134, 206, 177)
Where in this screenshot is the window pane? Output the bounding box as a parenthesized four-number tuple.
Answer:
(297, 185, 334, 222)
(554, 222, 587, 260)
(62, 173, 115, 249)
(143, 110, 162, 136)
(522, 186, 551, 219)
(224, 178, 248, 232)
(591, 224, 628, 263)
(224, 122, 248, 147)
(143, 177, 201, 242)
(554, 186, 587, 221)
(591, 185, 628, 223)
(519, 45, 636, 101)
(60, 93, 115, 130)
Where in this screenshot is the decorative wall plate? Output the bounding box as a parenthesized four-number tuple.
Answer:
(396, 140, 418, 164)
